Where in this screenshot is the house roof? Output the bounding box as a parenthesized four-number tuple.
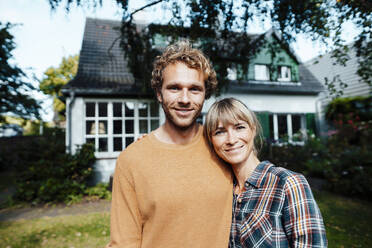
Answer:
(62, 18, 151, 97)
(63, 18, 323, 97)
(304, 45, 371, 98)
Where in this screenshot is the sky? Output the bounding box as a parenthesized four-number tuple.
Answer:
(0, 0, 360, 121)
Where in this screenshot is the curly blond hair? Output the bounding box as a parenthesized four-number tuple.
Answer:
(151, 40, 217, 99)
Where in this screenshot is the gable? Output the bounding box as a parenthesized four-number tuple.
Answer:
(63, 18, 323, 97)
(248, 35, 300, 82)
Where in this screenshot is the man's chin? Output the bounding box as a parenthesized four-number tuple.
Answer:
(171, 119, 199, 130)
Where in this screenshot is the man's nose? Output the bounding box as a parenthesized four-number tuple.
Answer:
(178, 89, 190, 104)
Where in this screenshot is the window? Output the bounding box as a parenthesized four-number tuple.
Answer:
(277, 66, 291, 81)
(269, 113, 306, 143)
(227, 63, 244, 81)
(254, 64, 270, 81)
(85, 100, 160, 155)
(227, 67, 237, 81)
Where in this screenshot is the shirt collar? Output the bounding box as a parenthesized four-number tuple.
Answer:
(245, 161, 274, 188)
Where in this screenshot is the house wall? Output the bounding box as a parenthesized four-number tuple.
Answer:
(67, 96, 164, 184)
(248, 37, 299, 81)
(67, 93, 317, 184)
(204, 94, 317, 113)
(305, 46, 372, 135)
(204, 93, 318, 141)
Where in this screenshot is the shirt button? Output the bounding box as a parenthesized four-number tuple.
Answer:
(238, 198, 242, 203)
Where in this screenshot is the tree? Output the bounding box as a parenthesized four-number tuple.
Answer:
(39, 55, 78, 123)
(0, 21, 40, 128)
(48, 0, 371, 94)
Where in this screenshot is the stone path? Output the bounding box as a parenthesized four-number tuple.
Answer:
(0, 200, 111, 222)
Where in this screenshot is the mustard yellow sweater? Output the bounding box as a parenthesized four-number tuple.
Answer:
(106, 127, 233, 248)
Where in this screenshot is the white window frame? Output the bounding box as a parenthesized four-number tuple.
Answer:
(227, 66, 237, 81)
(270, 113, 306, 144)
(254, 64, 270, 81)
(84, 99, 160, 158)
(277, 66, 291, 82)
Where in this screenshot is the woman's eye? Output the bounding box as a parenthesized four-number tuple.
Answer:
(214, 130, 225, 136)
(237, 125, 246, 130)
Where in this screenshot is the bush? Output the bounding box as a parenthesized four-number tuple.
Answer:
(258, 135, 330, 178)
(12, 128, 96, 204)
(259, 125, 372, 199)
(85, 183, 112, 201)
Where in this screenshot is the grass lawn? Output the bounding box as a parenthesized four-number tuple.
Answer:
(0, 191, 371, 248)
(0, 212, 110, 248)
(314, 190, 372, 247)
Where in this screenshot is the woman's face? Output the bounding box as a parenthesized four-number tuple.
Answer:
(211, 120, 255, 167)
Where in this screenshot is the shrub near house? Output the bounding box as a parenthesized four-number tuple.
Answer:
(10, 128, 97, 204)
(260, 96, 372, 199)
(323, 96, 372, 198)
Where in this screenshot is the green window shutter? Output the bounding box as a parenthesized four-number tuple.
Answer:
(256, 112, 270, 138)
(306, 113, 316, 135)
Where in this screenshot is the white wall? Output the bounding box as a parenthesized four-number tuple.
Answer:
(203, 93, 318, 114)
(67, 93, 317, 183)
(70, 97, 86, 154)
(93, 158, 117, 183)
(67, 96, 163, 183)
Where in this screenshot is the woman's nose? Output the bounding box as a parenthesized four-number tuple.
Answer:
(226, 130, 238, 144)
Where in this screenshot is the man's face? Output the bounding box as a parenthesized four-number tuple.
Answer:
(157, 62, 206, 130)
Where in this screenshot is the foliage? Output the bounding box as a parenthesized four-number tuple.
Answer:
(325, 96, 372, 124)
(39, 55, 79, 123)
(259, 136, 331, 178)
(12, 129, 96, 204)
(323, 101, 372, 197)
(0, 22, 40, 127)
(85, 183, 112, 201)
(260, 96, 372, 199)
(47, 0, 371, 95)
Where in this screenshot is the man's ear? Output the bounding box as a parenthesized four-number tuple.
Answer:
(156, 89, 162, 103)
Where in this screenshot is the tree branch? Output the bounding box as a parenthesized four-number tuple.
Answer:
(128, 0, 165, 21)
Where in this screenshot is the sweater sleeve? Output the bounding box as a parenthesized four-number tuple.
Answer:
(105, 156, 143, 248)
(282, 174, 327, 248)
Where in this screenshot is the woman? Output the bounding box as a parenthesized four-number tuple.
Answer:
(204, 98, 327, 248)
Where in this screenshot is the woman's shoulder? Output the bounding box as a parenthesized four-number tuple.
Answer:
(263, 161, 307, 185)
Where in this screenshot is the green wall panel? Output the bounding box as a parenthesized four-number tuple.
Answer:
(256, 112, 270, 138)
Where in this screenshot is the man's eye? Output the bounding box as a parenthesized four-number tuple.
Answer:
(190, 87, 201, 92)
(169, 86, 179, 90)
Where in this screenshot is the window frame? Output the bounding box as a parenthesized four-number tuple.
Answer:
(277, 65, 291, 82)
(84, 99, 160, 158)
(254, 64, 270, 81)
(269, 113, 306, 144)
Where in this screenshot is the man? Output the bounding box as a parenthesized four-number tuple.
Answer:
(106, 41, 233, 248)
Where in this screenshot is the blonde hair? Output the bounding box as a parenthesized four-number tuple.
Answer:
(204, 98, 262, 155)
(151, 40, 217, 99)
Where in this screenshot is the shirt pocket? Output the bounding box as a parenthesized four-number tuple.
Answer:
(239, 212, 272, 248)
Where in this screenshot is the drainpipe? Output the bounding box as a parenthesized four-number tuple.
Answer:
(315, 96, 325, 138)
(66, 90, 76, 154)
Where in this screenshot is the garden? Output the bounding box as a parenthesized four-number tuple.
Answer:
(0, 96, 371, 247)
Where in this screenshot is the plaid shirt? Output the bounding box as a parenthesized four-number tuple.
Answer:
(229, 161, 327, 248)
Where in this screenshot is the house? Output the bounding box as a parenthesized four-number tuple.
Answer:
(305, 45, 372, 134)
(62, 18, 323, 183)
